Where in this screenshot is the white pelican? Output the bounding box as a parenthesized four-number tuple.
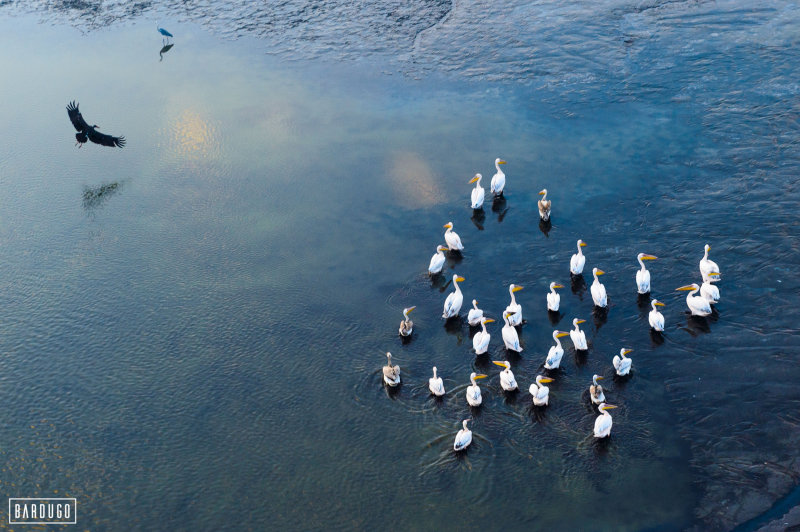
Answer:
(501, 312, 522, 352)
(635, 253, 658, 294)
(590, 268, 608, 308)
(676, 283, 712, 316)
(490, 158, 507, 196)
(589, 375, 605, 405)
(492, 360, 518, 391)
(442, 275, 465, 319)
(443, 222, 464, 251)
(546, 282, 564, 312)
(398, 306, 415, 337)
(570, 240, 587, 275)
(466, 372, 487, 407)
(612, 348, 633, 376)
(428, 245, 448, 275)
(593, 403, 618, 438)
(469, 174, 484, 209)
(570, 318, 588, 351)
(429, 366, 445, 396)
(700, 272, 720, 304)
(649, 300, 665, 331)
(544, 330, 569, 369)
(530, 375, 554, 406)
(467, 299, 484, 326)
(699, 243, 721, 282)
(453, 419, 473, 451)
(473, 317, 494, 354)
(505, 284, 524, 326)
(537, 189, 551, 221)
(383, 352, 401, 386)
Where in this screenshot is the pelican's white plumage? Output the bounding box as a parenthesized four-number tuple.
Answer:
(538, 189, 551, 221)
(472, 317, 494, 354)
(677, 283, 712, 316)
(570, 318, 588, 351)
(382, 352, 401, 386)
(466, 372, 487, 407)
(700, 244, 721, 282)
(545, 330, 569, 369)
(593, 403, 617, 438)
(454, 419, 473, 451)
(570, 240, 587, 275)
(493, 360, 518, 391)
(442, 275, 465, 319)
(530, 375, 554, 406)
(591, 268, 608, 308)
(505, 284, 524, 326)
(443, 222, 464, 251)
(429, 366, 445, 396)
(649, 300, 665, 331)
(546, 282, 563, 312)
(467, 299, 484, 326)
(501, 312, 522, 352)
(428, 245, 448, 275)
(469, 174, 485, 209)
(636, 253, 658, 294)
(399, 306, 415, 337)
(490, 158, 507, 196)
(589, 375, 605, 405)
(700, 273, 720, 304)
(612, 348, 633, 376)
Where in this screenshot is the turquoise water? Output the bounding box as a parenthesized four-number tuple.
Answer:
(0, 2, 799, 529)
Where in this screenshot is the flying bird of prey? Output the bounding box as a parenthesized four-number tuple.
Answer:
(67, 101, 126, 148)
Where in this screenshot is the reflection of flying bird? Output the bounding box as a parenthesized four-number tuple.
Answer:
(67, 102, 125, 148)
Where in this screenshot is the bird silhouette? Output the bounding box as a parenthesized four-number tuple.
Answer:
(158, 23, 173, 44)
(67, 101, 125, 148)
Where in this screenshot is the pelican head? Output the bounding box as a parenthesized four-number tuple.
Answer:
(652, 299, 665, 308)
(619, 348, 633, 357)
(454, 275, 465, 283)
(539, 188, 547, 196)
(495, 158, 507, 165)
(598, 403, 618, 412)
(638, 253, 658, 261)
(469, 174, 482, 184)
(403, 306, 416, 316)
(707, 272, 721, 282)
(386, 351, 393, 363)
(578, 239, 587, 248)
(554, 330, 569, 338)
(510, 284, 523, 292)
(537, 375, 554, 384)
(462, 418, 471, 430)
(593, 268, 605, 276)
(436, 244, 448, 252)
(492, 360, 510, 370)
(573, 318, 586, 326)
(470, 372, 487, 383)
(482, 317, 495, 324)
(444, 222, 453, 229)
(705, 243, 711, 253)
(592, 374, 604, 385)
(676, 284, 700, 291)
(550, 282, 564, 290)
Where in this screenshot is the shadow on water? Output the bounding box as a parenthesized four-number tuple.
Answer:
(491, 195, 508, 222)
(528, 404, 548, 423)
(592, 306, 609, 330)
(82, 181, 123, 212)
(538, 219, 552, 237)
(470, 208, 485, 231)
(159, 43, 174, 61)
(649, 329, 665, 346)
(573, 349, 588, 367)
(682, 314, 711, 336)
(547, 310, 563, 326)
(570, 274, 587, 297)
(445, 250, 463, 267)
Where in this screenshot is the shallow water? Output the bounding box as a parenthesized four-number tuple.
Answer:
(0, 1, 799, 530)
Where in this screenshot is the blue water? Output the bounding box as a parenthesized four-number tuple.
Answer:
(0, 1, 799, 530)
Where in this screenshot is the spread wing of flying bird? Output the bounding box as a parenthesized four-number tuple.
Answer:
(67, 101, 126, 148)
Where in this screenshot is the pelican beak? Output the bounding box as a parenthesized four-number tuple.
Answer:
(484, 319, 495, 324)
(538, 190, 546, 195)
(556, 332, 569, 338)
(708, 272, 720, 277)
(676, 285, 695, 291)
(540, 377, 553, 383)
(553, 284, 564, 289)
(512, 286, 524, 292)
(576, 319, 586, 324)
(407, 306, 416, 313)
(622, 349, 633, 355)
(475, 374, 488, 379)
(596, 376, 604, 380)
(456, 276, 465, 282)
(469, 175, 480, 184)
(580, 242, 587, 247)
(604, 405, 618, 410)
(498, 160, 507, 164)
(443, 223, 452, 228)
(655, 302, 665, 306)
(492, 361, 507, 367)
(596, 270, 605, 275)
(641, 255, 658, 260)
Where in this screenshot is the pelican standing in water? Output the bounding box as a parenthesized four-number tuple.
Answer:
(700, 272, 720, 304)
(501, 311, 523, 352)
(442, 275, 465, 319)
(699, 243, 721, 282)
(493, 360, 518, 391)
(490, 158, 507, 196)
(530, 375, 554, 406)
(505, 284, 524, 326)
(546, 282, 564, 312)
(589, 375, 605, 405)
(429, 366, 445, 396)
(613, 348, 633, 376)
(466, 372, 487, 407)
(538, 189, 551, 221)
(398, 306, 415, 337)
(544, 330, 570, 369)
(383, 352, 401, 386)
(443, 222, 464, 251)
(593, 403, 618, 438)
(649, 299, 665, 331)
(591, 268, 608, 308)
(469, 174, 485, 209)
(473, 317, 494, 354)
(676, 283, 712, 316)
(570, 318, 588, 351)
(570, 240, 587, 275)
(428, 245, 448, 275)
(454, 419, 473, 451)
(467, 299, 484, 326)
(635, 253, 658, 294)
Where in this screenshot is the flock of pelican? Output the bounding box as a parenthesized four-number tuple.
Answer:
(383, 159, 723, 452)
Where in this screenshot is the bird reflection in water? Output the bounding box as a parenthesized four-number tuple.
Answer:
(159, 43, 174, 62)
(684, 314, 711, 336)
(547, 310, 563, 326)
(650, 329, 665, 346)
(470, 208, 486, 231)
(570, 274, 587, 297)
(539, 219, 552, 237)
(82, 181, 123, 212)
(492, 195, 508, 222)
(592, 306, 609, 331)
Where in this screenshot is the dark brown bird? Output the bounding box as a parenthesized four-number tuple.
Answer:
(67, 101, 125, 148)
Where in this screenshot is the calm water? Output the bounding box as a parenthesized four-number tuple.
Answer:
(0, 1, 799, 530)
